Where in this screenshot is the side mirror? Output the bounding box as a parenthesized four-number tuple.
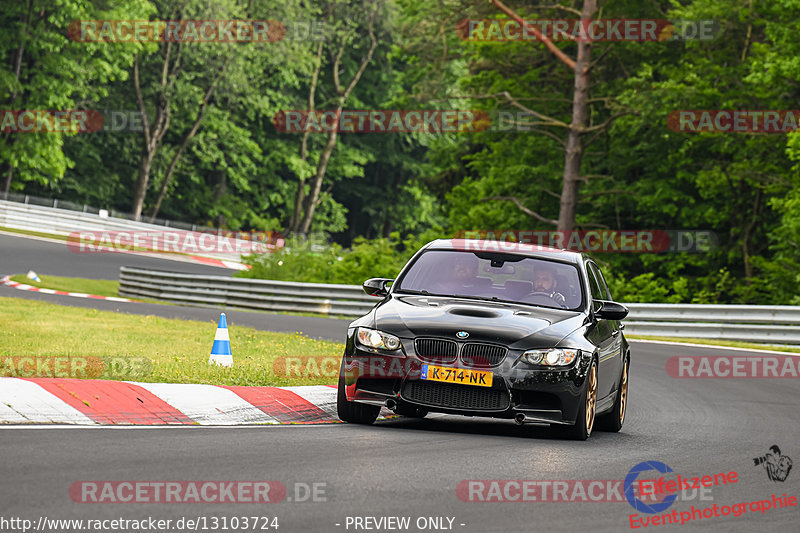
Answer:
(363, 278, 393, 297)
(595, 300, 629, 320)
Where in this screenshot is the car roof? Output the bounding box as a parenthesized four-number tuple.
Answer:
(423, 239, 584, 264)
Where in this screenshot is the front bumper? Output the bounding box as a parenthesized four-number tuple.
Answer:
(342, 339, 593, 425)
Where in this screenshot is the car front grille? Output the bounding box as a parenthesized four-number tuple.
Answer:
(401, 380, 510, 411)
(414, 338, 458, 363)
(460, 343, 507, 367)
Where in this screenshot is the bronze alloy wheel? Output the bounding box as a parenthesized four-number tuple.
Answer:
(586, 362, 598, 435)
(619, 360, 629, 424)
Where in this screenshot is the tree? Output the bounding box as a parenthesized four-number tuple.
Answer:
(129, 0, 246, 220)
(0, 0, 151, 194)
(288, 0, 384, 234)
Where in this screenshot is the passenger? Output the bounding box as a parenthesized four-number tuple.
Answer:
(445, 254, 492, 296)
(453, 254, 477, 285)
(429, 254, 478, 294)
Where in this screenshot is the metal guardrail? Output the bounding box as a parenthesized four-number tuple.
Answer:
(0, 198, 196, 236)
(0, 192, 206, 231)
(620, 302, 800, 325)
(118, 267, 800, 344)
(622, 303, 800, 344)
(119, 267, 378, 317)
(0, 199, 269, 265)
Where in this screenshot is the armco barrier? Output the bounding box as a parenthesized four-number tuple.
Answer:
(0, 197, 201, 234)
(622, 303, 800, 344)
(119, 267, 377, 316)
(118, 267, 800, 344)
(0, 192, 200, 230)
(0, 199, 267, 265)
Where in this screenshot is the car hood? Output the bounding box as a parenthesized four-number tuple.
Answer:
(372, 294, 586, 349)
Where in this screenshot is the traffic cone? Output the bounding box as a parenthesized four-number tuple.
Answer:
(26, 270, 41, 283)
(208, 313, 233, 367)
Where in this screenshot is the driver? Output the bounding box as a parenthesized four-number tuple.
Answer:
(532, 265, 566, 306)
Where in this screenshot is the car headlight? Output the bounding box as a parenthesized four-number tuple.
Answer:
(356, 327, 401, 351)
(521, 348, 580, 366)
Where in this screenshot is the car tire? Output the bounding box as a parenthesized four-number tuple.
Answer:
(597, 356, 629, 432)
(556, 358, 598, 441)
(336, 362, 380, 425)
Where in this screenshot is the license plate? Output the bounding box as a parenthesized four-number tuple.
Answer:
(420, 364, 493, 387)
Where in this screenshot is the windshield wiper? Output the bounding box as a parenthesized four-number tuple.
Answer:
(454, 295, 568, 310)
(394, 288, 432, 296)
(397, 290, 572, 310)
(451, 294, 501, 302)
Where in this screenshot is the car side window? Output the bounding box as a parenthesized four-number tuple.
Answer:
(586, 264, 605, 301)
(592, 264, 613, 301)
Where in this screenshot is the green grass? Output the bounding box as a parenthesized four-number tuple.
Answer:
(11, 274, 120, 298)
(0, 296, 344, 386)
(627, 335, 800, 353)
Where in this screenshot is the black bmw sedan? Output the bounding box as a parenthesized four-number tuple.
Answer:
(336, 239, 630, 440)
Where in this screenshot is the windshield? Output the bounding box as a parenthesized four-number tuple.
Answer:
(396, 250, 584, 310)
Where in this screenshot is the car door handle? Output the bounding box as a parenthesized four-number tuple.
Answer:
(612, 330, 620, 337)
(619, 323, 625, 330)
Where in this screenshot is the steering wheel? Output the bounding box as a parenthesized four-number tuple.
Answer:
(527, 291, 568, 308)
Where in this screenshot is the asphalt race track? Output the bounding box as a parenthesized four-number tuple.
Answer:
(2, 342, 798, 532)
(0, 232, 234, 279)
(1, 235, 798, 532)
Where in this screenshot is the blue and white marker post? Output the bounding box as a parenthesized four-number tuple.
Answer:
(209, 313, 233, 367)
